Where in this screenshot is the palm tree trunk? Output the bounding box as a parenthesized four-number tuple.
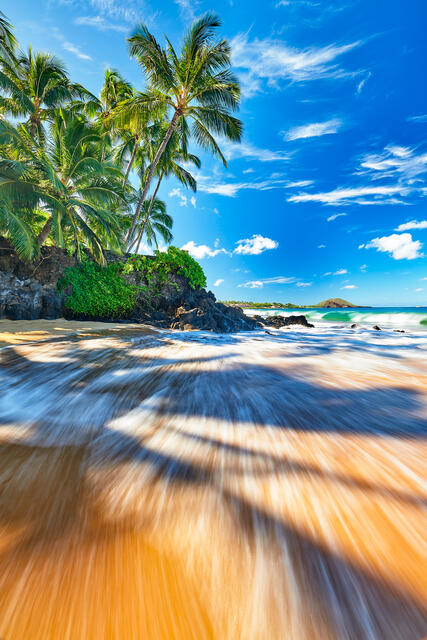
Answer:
(122, 137, 138, 188)
(129, 171, 163, 253)
(125, 110, 179, 248)
(38, 216, 52, 244)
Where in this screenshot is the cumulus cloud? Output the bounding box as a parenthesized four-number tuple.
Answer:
(284, 118, 342, 141)
(361, 233, 423, 260)
(181, 241, 230, 259)
(234, 235, 279, 255)
(327, 212, 347, 222)
(231, 33, 361, 96)
(395, 220, 427, 231)
(214, 279, 224, 287)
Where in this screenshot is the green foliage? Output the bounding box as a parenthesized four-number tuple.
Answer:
(59, 261, 137, 318)
(123, 245, 206, 290)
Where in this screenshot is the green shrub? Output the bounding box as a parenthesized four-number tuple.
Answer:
(123, 246, 206, 291)
(59, 262, 137, 318)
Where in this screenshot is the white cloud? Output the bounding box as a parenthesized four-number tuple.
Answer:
(231, 33, 361, 96)
(327, 212, 347, 222)
(407, 114, 427, 123)
(169, 187, 187, 207)
(360, 264, 367, 271)
(285, 180, 314, 188)
(363, 233, 423, 260)
(234, 234, 279, 255)
(415, 287, 424, 292)
(243, 168, 255, 174)
(296, 282, 312, 287)
(238, 276, 296, 288)
(214, 279, 224, 287)
(334, 268, 347, 275)
(289, 184, 405, 206)
(220, 139, 289, 162)
(181, 241, 230, 259)
(358, 145, 427, 182)
(173, 0, 196, 19)
(342, 284, 357, 289)
(198, 177, 288, 197)
(318, 244, 326, 248)
(190, 196, 196, 208)
(62, 40, 92, 60)
(74, 15, 128, 32)
(395, 220, 427, 231)
(356, 71, 371, 94)
(284, 118, 342, 141)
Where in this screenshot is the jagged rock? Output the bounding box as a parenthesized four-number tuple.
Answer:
(351, 323, 357, 328)
(254, 314, 314, 329)
(373, 325, 381, 331)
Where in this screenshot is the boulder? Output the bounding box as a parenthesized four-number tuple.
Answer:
(255, 314, 314, 329)
(373, 325, 381, 331)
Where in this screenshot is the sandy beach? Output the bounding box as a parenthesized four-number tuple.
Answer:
(0, 320, 426, 639)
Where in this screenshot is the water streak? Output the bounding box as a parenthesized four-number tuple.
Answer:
(0, 322, 426, 639)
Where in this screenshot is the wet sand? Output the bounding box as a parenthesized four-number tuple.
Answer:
(0, 321, 426, 639)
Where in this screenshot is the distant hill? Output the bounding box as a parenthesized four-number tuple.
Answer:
(316, 298, 357, 308)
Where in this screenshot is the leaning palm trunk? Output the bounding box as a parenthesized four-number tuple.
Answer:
(38, 216, 52, 244)
(122, 137, 138, 188)
(125, 111, 179, 247)
(130, 171, 163, 253)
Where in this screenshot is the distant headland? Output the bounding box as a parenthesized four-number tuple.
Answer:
(222, 298, 368, 309)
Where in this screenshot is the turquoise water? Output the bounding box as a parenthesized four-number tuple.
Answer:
(244, 307, 427, 330)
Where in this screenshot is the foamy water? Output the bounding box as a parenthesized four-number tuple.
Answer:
(244, 306, 427, 331)
(0, 322, 426, 639)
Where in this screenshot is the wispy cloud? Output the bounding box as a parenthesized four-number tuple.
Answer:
(407, 114, 427, 123)
(55, 0, 157, 25)
(360, 233, 424, 260)
(395, 219, 427, 231)
(220, 139, 289, 162)
(197, 176, 288, 197)
(357, 145, 427, 182)
(231, 33, 362, 96)
(234, 235, 279, 255)
(238, 276, 296, 288)
(62, 40, 92, 60)
(327, 212, 347, 222)
(324, 268, 347, 276)
(356, 71, 371, 94)
(342, 284, 357, 289)
(285, 180, 314, 188)
(296, 282, 312, 287)
(169, 187, 188, 207)
(213, 279, 224, 287)
(289, 184, 405, 205)
(284, 118, 342, 141)
(173, 0, 197, 20)
(74, 15, 128, 32)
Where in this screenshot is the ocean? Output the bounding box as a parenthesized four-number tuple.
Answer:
(244, 306, 427, 330)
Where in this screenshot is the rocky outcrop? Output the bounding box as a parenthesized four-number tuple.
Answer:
(252, 314, 314, 329)
(0, 238, 258, 333)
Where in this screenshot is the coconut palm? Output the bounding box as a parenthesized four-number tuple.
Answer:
(0, 113, 128, 262)
(124, 12, 242, 247)
(134, 197, 172, 253)
(0, 11, 17, 62)
(128, 128, 200, 251)
(0, 47, 83, 141)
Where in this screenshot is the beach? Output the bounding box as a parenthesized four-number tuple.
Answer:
(0, 320, 426, 639)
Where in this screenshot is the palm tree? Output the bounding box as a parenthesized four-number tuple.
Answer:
(134, 197, 172, 253)
(128, 128, 200, 251)
(0, 113, 128, 262)
(124, 12, 242, 247)
(0, 47, 81, 141)
(0, 11, 17, 61)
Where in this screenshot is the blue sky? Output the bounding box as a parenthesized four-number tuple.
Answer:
(3, 0, 427, 305)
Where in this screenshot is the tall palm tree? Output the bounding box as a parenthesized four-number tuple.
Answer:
(124, 12, 242, 247)
(0, 113, 128, 262)
(0, 47, 81, 140)
(128, 129, 200, 251)
(134, 197, 172, 253)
